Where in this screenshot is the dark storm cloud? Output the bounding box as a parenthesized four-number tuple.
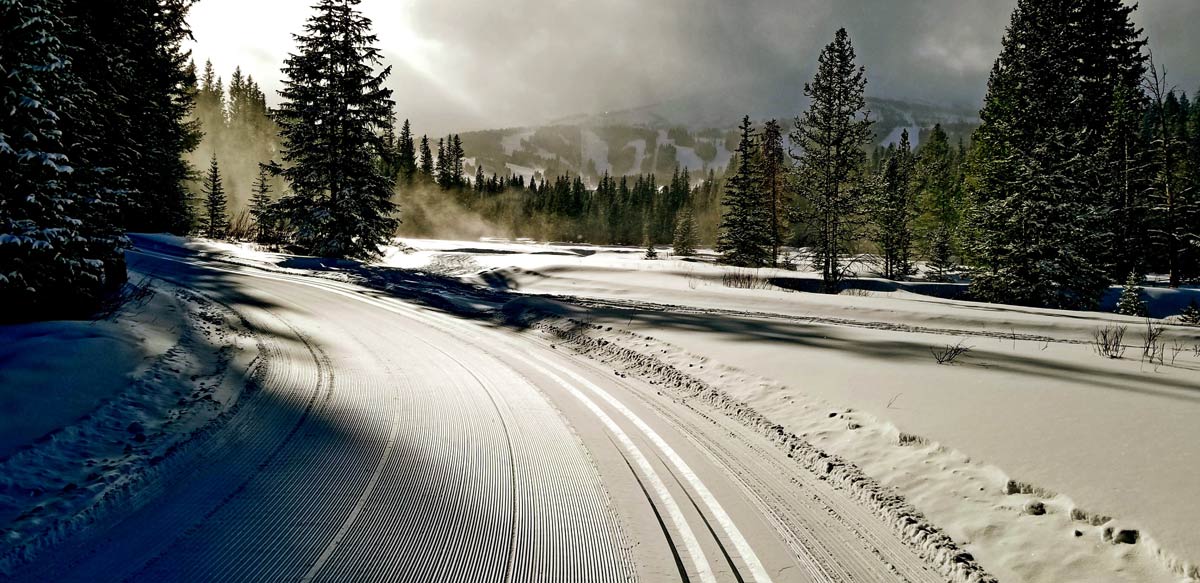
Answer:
(190, 0, 1200, 136)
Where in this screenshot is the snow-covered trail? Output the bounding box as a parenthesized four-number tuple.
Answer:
(8, 245, 945, 582)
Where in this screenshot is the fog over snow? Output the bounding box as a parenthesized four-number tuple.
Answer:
(190, 0, 1200, 136)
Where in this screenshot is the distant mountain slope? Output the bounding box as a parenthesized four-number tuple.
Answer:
(460, 95, 980, 186)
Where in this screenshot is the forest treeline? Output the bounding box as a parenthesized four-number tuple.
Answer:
(3, 0, 1198, 321)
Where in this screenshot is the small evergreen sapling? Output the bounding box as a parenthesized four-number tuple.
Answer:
(643, 223, 659, 260)
(1115, 272, 1148, 317)
(1181, 299, 1200, 325)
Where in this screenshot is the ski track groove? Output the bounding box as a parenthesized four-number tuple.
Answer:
(11, 252, 635, 583)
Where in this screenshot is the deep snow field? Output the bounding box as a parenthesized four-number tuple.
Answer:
(5, 234, 1199, 583)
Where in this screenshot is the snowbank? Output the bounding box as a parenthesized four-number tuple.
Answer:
(0, 279, 258, 573)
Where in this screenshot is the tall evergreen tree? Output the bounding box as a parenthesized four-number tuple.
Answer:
(791, 29, 873, 293)
(200, 155, 228, 239)
(673, 204, 699, 257)
(249, 164, 276, 244)
(965, 0, 1147, 309)
(757, 120, 789, 266)
(1144, 64, 1199, 287)
(871, 130, 918, 279)
(717, 116, 772, 267)
(914, 124, 963, 267)
(448, 135, 465, 189)
(105, 0, 202, 233)
(273, 0, 399, 259)
(419, 134, 434, 180)
(435, 138, 447, 187)
(1, 0, 125, 320)
(397, 119, 417, 184)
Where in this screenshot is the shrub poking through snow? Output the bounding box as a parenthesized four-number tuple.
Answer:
(931, 340, 972, 364)
(1115, 272, 1148, 317)
(1181, 299, 1200, 325)
(722, 269, 773, 290)
(1141, 319, 1166, 365)
(1092, 324, 1127, 359)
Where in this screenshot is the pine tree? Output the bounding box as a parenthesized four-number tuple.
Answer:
(791, 29, 874, 293)
(273, 0, 399, 259)
(418, 134, 434, 180)
(106, 0, 202, 233)
(964, 0, 1147, 309)
(1115, 272, 1148, 317)
(673, 205, 699, 257)
(397, 119, 417, 184)
(717, 116, 772, 267)
(475, 164, 486, 193)
(926, 226, 957, 282)
(1181, 299, 1200, 325)
(201, 155, 228, 239)
(757, 120, 789, 265)
(1098, 84, 1152, 280)
(435, 138, 447, 187)
(1, 0, 126, 320)
(871, 129, 917, 279)
(449, 135, 465, 188)
(249, 164, 275, 244)
(1144, 64, 1199, 288)
(643, 221, 659, 260)
(914, 124, 963, 268)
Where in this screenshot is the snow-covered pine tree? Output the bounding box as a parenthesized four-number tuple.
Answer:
(249, 164, 276, 244)
(1, 0, 126, 320)
(1115, 272, 1148, 317)
(965, 0, 1147, 309)
(201, 155, 228, 239)
(757, 120, 788, 266)
(791, 29, 874, 293)
(273, 0, 399, 259)
(871, 129, 917, 280)
(672, 205, 699, 257)
(717, 116, 772, 267)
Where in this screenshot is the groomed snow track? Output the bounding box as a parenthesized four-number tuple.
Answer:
(8, 250, 635, 583)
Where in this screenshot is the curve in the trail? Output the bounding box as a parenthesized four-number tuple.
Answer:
(156, 251, 779, 583)
(10, 250, 636, 583)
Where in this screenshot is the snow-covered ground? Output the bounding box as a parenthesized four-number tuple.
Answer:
(0, 278, 258, 570)
(37, 235, 1199, 582)
(374, 238, 1200, 582)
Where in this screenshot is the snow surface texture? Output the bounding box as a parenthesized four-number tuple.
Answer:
(0, 281, 259, 573)
(126, 235, 1200, 582)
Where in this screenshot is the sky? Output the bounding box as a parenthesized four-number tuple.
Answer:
(186, 0, 1200, 137)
